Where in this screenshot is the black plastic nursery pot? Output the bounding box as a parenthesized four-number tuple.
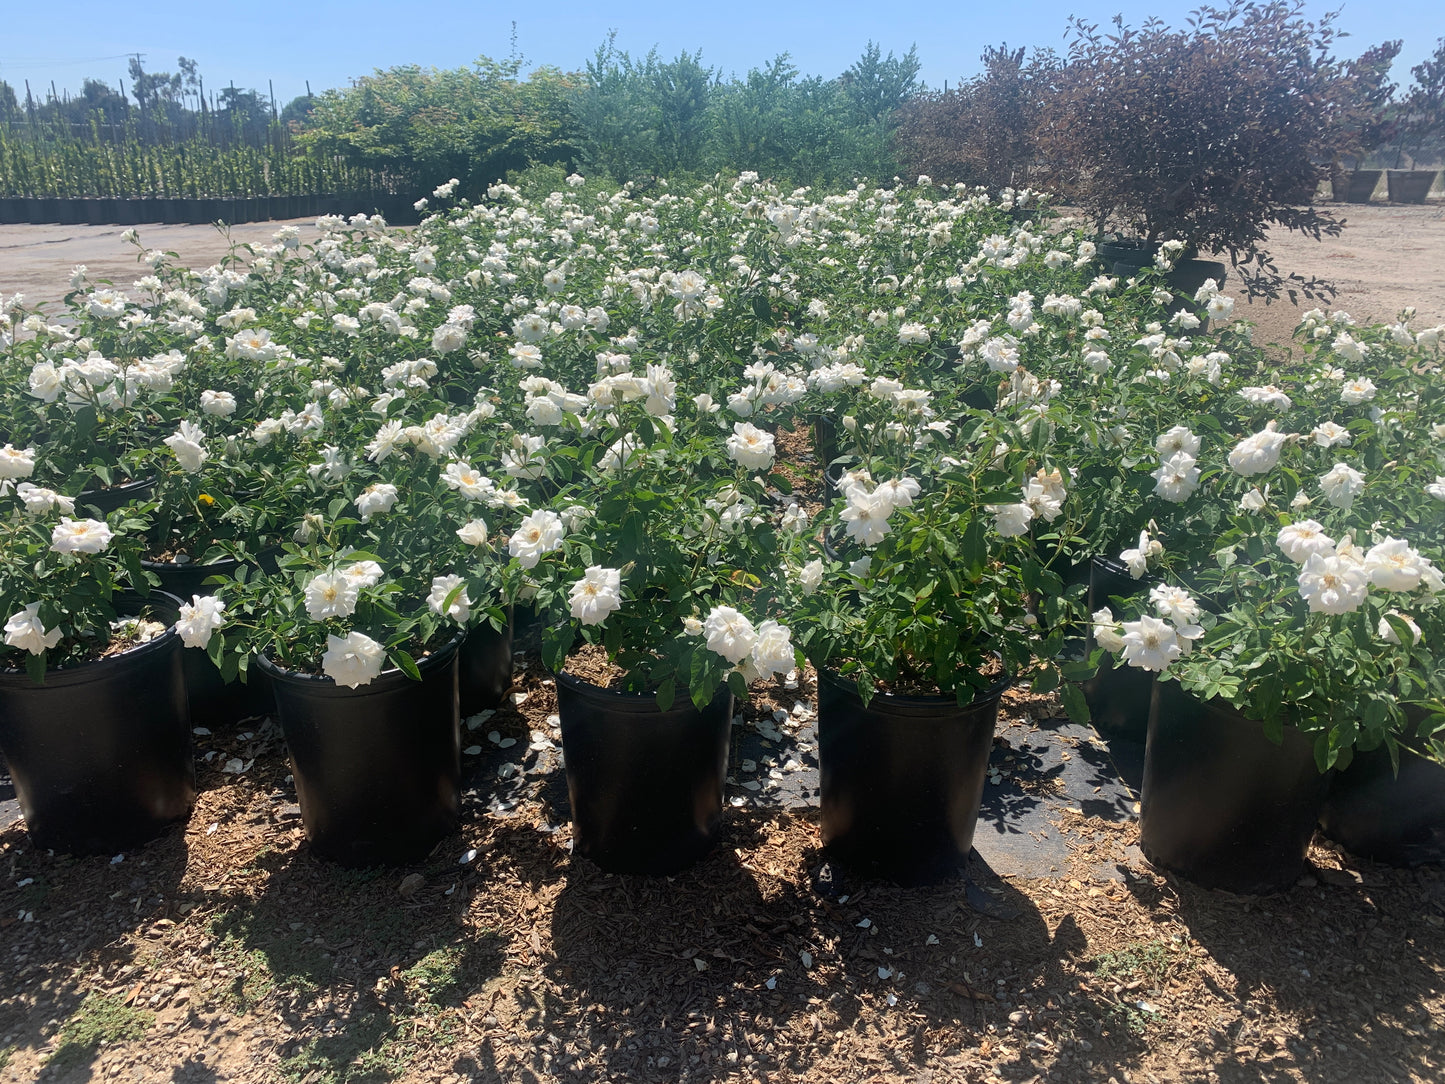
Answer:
(259, 638, 462, 867)
(1319, 739, 1445, 867)
(143, 557, 273, 728)
(1385, 170, 1437, 204)
(78, 474, 155, 516)
(817, 667, 1008, 885)
(1080, 556, 1153, 743)
(458, 609, 514, 716)
(1340, 169, 1383, 203)
(555, 672, 734, 876)
(1141, 679, 1329, 894)
(0, 591, 195, 855)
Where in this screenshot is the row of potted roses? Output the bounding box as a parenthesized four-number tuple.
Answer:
(0, 172, 1440, 882)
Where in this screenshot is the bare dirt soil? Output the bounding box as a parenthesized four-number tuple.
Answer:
(2, 663, 1444, 1084)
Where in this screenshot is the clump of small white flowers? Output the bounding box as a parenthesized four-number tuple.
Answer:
(322, 630, 387, 687)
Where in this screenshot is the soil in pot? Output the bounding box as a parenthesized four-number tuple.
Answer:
(1141, 679, 1329, 894)
(259, 637, 462, 866)
(1319, 737, 1445, 867)
(0, 591, 195, 854)
(555, 660, 734, 876)
(817, 666, 1008, 885)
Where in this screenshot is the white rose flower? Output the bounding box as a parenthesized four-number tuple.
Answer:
(0, 444, 38, 480)
(1149, 585, 1201, 626)
(304, 571, 360, 621)
(441, 461, 495, 502)
(15, 483, 75, 516)
(726, 422, 775, 470)
(341, 561, 384, 588)
(4, 603, 64, 655)
(164, 420, 209, 473)
(1340, 376, 1376, 404)
(50, 517, 114, 554)
(1427, 476, 1445, 502)
(174, 594, 226, 649)
(841, 489, 894, 547)
(1227, 423, 1290, 476)
(1363, 539, 1425, 593)
(1378, 611, 1423, 646)
(457, 518, 490, 546)
(1120, 614, 1182, 672)
(1276, 520, 1336, 563)
(200, 390, 237, 416)
(568, 566, 623, 626)
(355, 483, 399, 521)
(428, 574, 472, 624)
(1297, 553, 1369, 614)
(508, 510, 565, 568)
(1154, 426, 1201, 458)
(1152, 452, 1200, 502)
(988, 502, 1034, 538)
(1309, 421, 1351, 448)
(703, 606, 757, 665)
(797, 559, 824, 595)
(322, 631, 387, 688)
(1091, 608, 1126, 653)
(1318, 462, 1365, 510)
(750, 620, 795, 680)
(432, 323, 467, 353)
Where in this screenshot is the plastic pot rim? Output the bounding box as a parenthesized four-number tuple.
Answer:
(258, 633, 463, 697)
(0, 589, 185, 689)
(554, 668, 726, 713)
(816, 664, 1011, 713)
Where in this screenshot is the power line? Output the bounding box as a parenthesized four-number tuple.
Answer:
(0, 54, 138, 66)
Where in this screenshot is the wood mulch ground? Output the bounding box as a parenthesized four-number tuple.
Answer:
(2, 658, 1444, 1084)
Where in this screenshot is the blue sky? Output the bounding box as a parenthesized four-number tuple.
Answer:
(2, 0, 1440, 109)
